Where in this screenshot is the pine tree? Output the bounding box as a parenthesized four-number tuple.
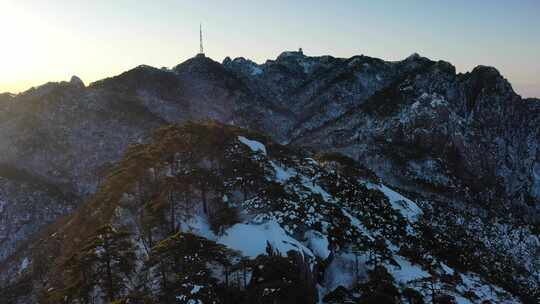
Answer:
(366, 236, 393, 267)
(409, 259, 441, 304)
(82, 225, 137, 302)
(61, 251, 96, 304)
(148, 232, 239, 303)
(141, 198, 166, 250)
(227, 147, 265, 202)
(358, 265, 400, 304)
(246, 244, 317, 304)
(50, 225, 136, 303)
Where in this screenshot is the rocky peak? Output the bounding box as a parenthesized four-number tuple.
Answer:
(459, 65, 517, 114)
(174, 55, 224, 74)
(270, 50, 327, 76)
(172, 56, 240, 87)
(69, 75, 85, 88)
(276, 49, 306, 61)
(432, 60, 457, 75)
(222, 56, 264, 77)
(463, 65, 510, 90)
(397, 52, 436, 73)
(89, 64, 179, 95)
(406, 52, 422, 61)
(222, 56, 232, 65)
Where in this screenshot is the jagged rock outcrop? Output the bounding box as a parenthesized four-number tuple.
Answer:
(286, 60, 540, 215)
(69, 76, 85, 88)
(222, 52, 540, 213)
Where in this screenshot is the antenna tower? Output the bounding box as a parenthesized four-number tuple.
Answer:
(199, 24, 204, 55)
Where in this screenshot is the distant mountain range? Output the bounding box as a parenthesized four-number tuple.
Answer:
(0, 51, 538, 303)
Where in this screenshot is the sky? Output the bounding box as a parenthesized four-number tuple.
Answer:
(0, 0, 539, 98)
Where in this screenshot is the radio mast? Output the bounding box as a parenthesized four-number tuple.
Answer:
(198, 24, 205, 57)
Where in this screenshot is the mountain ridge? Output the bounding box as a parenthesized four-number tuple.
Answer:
(5, 51, 536, 99)
(0, 51, 539, 303)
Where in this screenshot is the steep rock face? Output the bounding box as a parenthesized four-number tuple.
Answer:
(0, 79, 164, 196)
(0, 165, 76, 263)
(223, 52, 447, 139)
(289, 61, 540, 213)
(69, 76, 85, 88)
(224, 51, 540, 212)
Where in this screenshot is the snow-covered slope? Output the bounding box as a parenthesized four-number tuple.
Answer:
(1, 122, 531, 304)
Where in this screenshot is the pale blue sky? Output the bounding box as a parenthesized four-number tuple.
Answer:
(1, 0, 539, 97)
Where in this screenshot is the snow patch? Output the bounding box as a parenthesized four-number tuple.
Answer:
(367, 183, 423, 221)
(270, 161, 296, 183)
(238, 136, 267, 155)
(457, 272, 520, 304)
(342, 210, 374, 240)
(218, 220, 313, 258)
(411, 100, 421, 110)
(531, 162, 540, 198)
(251, 66, 263, 76)
(181, 215, 216, 240)
(323, 252, 368, 292)
(190, 285, 203, 294)
(417, 92, 448, 108)
(301, 176, 333, 202)
(441, 262, 455, 275)
(304, 230, 330, 259)
(387, 255, 429, 283)
(300, 60, 316, 74)
(20, 257, 29, 272)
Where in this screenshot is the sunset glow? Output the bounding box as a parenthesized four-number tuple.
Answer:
(1, 0, 539, 97)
